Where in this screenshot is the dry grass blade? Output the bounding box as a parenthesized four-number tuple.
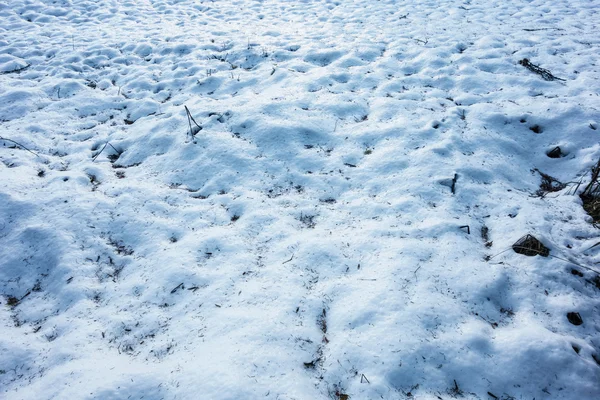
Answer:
(92, 142, 120, 162)
(535, 169, 566, 197)
(184, 105, 202, 140)
(581, 159, 600, 197)
(0, 136, 41, 158)
(580, 159, 600, 222)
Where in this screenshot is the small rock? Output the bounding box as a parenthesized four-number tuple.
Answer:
(481, 225, 489, 242)
(567, 312, 583, 326)
(529, 125, 543, 134)
(546, 146, 563, 158)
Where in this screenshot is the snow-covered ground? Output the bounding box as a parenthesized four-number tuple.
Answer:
(1, 0, 600, 399)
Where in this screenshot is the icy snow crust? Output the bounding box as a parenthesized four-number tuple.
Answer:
(1, 0, 600, 399)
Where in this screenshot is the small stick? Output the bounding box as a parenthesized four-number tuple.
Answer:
(0, 64, 30, 75)
(170, 283, 184, 294)
(92, 142, 119, 161)
(519, 58, 565, 81)
(0, 136, 40, 158)
(360, 374, 370, 383)
(547, 253, 600, 274)
(451, 173, 458, 194)
(282, 254, 294, 264)
(489, 246, 600, 274)
(585, 242, 600, 251)
(522, 28, 563, 31)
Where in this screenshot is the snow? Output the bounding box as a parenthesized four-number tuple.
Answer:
(1, 0, 600, 399)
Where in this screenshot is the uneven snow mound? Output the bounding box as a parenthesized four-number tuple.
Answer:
(1, 0, 600, 399)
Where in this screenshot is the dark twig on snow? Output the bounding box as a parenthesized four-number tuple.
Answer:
(585, 242, 600, 252)
(450, 380, 463, 396)
(522, 28, 564, 32)
(0, 64, 30, 75)
(518, 58, 565, 81)
(451, 173, 458, 194)
(0, 136, 40, 158)
(413, 266, 421, 276)
(170, 283, 184, 294)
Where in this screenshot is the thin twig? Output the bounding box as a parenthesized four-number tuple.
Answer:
(0, 136, 40, 158)
(548, 253, 600, 274)
(170, 283, 184, 294)
(581, 159, 600, 197)
(185, 107, 193, 139)
(0, 64, 31, 75)
(92, 142, 119, 161)
(184, 105, 202, 140)
(565, 176, 585, 195)
(282, 254, 294, 264)
(522, 28, 564, 32)
(585, 242, 600, 252)
(488, 246, 600, 274)
(487, 248, 512, 260)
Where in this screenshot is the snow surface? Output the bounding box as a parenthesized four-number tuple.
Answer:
(1, 0, 600, 399)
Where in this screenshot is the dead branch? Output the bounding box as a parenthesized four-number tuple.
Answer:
(519, 58, 565, 81)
